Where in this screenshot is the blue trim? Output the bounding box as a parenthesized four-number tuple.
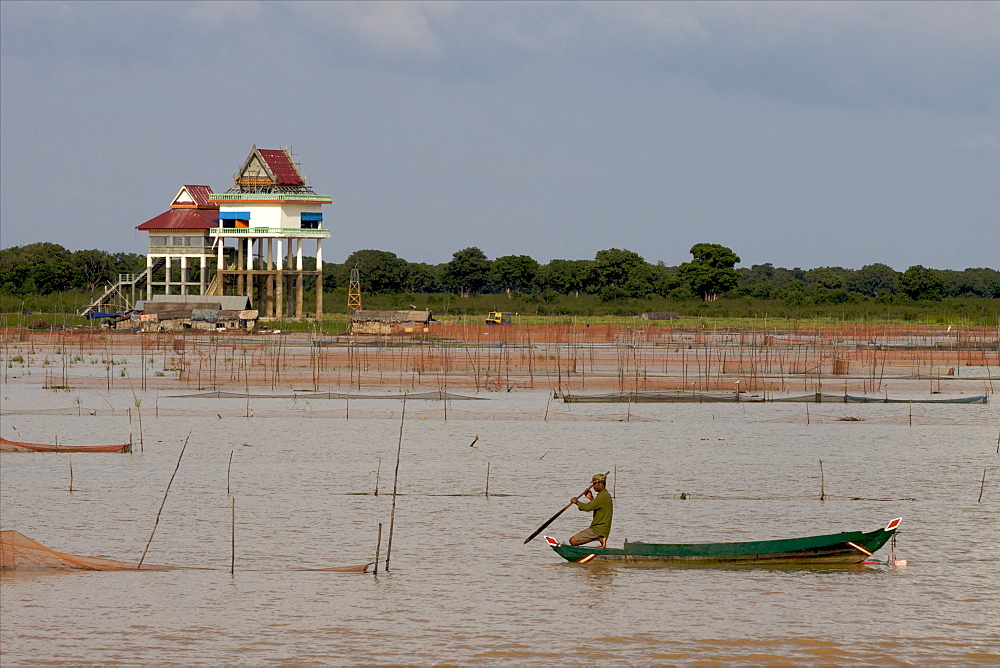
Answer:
(300, 212, 323, 221)
(219, 211, 251, 220)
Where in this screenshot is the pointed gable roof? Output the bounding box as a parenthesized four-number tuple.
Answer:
(234, 145, 305, 187)
(136, 185, 219, 230)
(170, 185, 215, 209)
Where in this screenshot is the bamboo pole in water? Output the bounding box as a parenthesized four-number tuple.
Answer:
(231, 496, 236, 575)
(819, 459, 825, 501)
(125, 370, 143, 451)
(384, 393, 406, 572)
(138, 431, 191, 569)
(374, 523, 383, 575)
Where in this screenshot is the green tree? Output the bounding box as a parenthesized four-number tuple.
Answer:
(492, 254, 539, 298)
(848, 263, 900, 297)
(443, 247, 491, 297)
(404, 262, 442, 293)
(805, 266, 849, 291)
(944, 267, 1000, 298)
(73, 249, 115, 291)
(678, 243, 741, 301)
(649, 262, 682, 296)
(110, 252, 146, 276)
(541, 259, 593, 297)
(593, 249, 646, 289)
(901, 265, 945, 300)
(340, 249, 409, 295)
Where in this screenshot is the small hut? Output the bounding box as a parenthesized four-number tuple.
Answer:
(351, 310, 433, 335)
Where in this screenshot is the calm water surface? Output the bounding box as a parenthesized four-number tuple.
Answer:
(2, 381, 998, 664)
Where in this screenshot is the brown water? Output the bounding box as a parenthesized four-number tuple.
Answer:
(2, 378, 998, 664)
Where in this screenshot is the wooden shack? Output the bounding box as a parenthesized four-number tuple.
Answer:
(351, 310, 433, 335)
(129, 296, 258, 332)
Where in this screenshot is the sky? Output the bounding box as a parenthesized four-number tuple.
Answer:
(1, 1, 998, 271)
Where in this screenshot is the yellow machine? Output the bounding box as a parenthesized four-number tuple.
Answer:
(486, 311, 512, 325)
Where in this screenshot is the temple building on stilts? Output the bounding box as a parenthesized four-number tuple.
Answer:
(125, 146, 330, 323)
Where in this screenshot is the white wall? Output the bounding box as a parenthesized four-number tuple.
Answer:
(219, 202, 325, 229)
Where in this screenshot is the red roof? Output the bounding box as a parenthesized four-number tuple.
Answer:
(136, 208, 219, 231)
(181, 185, 214, 207)
(258, 149, 304, 186)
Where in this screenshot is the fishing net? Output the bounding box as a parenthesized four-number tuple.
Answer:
(0, 531, 371, 573)
(170, 390, 486, 400)
(0, 530, 172, 571)
(764, 413, 996, 425)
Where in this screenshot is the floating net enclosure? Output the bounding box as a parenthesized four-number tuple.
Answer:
(0, 530, 172, 571)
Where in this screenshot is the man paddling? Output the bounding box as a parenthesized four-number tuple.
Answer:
(569, 473, 613, 548)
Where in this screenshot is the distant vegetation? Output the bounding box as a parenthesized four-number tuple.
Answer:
(2, 242, 997, 325)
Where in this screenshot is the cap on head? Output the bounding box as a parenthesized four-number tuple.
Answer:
(592, 473, 607, 484)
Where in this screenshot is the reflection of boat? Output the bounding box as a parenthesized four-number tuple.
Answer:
(1, 436, 131, 453)
(545, 518, 901, 565)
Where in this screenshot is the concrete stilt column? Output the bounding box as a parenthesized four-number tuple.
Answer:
(217, 239, 225, 296)
(295, 239, 303, 318)
(245, 238, 254, 301)
(285, 242, 293, 318)
(255, 240, 262, 308)
(147, 255, 153, 301)
(296, 272, 303, 318)
(266, 238, 274, 318)
(165, 256, 172, 295)
(200, 255, 207, 295)
(237, 241, 244, 294)
(275, 239, 284, 320)
(315, 239, 323, 318)
(180, 256, 189, 296)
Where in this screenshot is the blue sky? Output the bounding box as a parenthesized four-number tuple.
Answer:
(1, 1, 997, 270)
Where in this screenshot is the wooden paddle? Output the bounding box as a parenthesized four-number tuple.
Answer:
(523, 471, 610, 544)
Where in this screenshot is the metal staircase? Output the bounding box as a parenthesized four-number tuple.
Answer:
(77, 258, 164, 317)
(78, 250, 239, 316)
(204, 257, 240, 296)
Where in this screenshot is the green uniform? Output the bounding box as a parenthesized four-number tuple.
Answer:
(576, 488, 613, 537)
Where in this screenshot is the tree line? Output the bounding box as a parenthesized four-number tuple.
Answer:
(2, 241, 998, 304)
(322, 245, 999, 304)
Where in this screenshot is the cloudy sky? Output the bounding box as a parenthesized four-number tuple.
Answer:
(1, 1, 997, 271)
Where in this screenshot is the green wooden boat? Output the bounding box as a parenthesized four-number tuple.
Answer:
(544, 518, 901, 565)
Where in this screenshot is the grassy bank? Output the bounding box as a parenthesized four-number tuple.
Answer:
(2, 289, 997, 329)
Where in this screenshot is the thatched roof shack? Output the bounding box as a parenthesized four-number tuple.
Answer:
(635, 311, 680, 321)
(351, 310, 433, 335)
